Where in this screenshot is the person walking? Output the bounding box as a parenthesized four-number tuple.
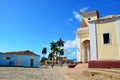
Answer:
(51, 64, 54, 69)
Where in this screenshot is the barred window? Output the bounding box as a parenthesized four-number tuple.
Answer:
(103, 33, 111, 44)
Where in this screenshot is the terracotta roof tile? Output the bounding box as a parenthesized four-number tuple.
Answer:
(80, 18, 88, 28)
(6, 50, 40, 56)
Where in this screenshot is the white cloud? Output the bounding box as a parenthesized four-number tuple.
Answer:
(80, 7, 89, 12)
(73, 11, 82, 22)
(64, 48, 77, 59)
(64, 39, 77, 58)
(64, 48, 72, 54)
(69, 51, 77, 57)
(64, 39, 77, 49)
(73, 6, 90, 22)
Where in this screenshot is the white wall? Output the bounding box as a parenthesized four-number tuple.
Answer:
(116, 18, 120, 56)
(90, 23, 97, 60)
(76, 36, 81, 62)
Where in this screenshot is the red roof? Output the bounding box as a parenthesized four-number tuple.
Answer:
(80, 18, 88, 28)
(6, 50, 40, 56)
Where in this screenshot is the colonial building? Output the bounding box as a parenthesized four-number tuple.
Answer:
(76, 10, 120, 68)
(0, 50, 40, 67)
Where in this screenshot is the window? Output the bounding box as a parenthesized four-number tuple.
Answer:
(103, 33, 111, 44)
(6, 57, 10, 60)
(88, 18, 91, 20)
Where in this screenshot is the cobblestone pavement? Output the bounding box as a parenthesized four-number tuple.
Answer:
(0, 66, 73, 80)
(1, 65, 100, 80)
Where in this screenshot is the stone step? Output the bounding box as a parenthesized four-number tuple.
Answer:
(67, 63, 88, 74)
(92, 68, 120, 74)
(83, 68, 120, 80)
(74, 63, 88, 68)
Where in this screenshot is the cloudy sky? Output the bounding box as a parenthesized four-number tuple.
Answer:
(0, 0, 120, 59)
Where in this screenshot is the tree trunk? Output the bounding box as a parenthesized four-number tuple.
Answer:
(43, 54, 45, 65)
(56, 53, 57, 64)
(59, 54, 61, 65)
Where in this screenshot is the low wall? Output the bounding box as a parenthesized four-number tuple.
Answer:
(89, 60, 120, 68)
(68, 62, 81, 68)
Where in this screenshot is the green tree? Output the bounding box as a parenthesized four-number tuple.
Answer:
(42, 47, 47, 58)
(48, 51, 54, 64)
(50, 38, 64, 64)
(56, 38, 64, 64)
(59, 49, 64, 56)
(50, 41, 59, 64)
(48, 52, 54, 60)
(56, 38, 64, 48)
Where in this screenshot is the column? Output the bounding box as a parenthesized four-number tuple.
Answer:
(76, 36, 81, 62)
(116, 18, 120, 57)
(81, 46, 85, 63)
(89, 22, 97, 60)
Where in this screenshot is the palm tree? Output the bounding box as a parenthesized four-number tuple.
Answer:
(41, 47, 47, 65)
(56, 38, 64, 64)
(48, 52, 54, 60)
(50, 41, 59, 64)
(54, 46, 59, 64)
(50, 38, 64, 64)
(48, 52, 54, 64)
(59, 49, 64, 64)
(59, 49, 64, 56)
(57, 38, 64, 48)
(50, 41, 56, 51)
(42, 47, 47, 58)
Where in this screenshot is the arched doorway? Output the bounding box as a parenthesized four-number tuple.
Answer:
(82, 40, 90, 63)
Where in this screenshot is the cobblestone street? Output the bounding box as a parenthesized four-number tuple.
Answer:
(0, 66, 73, 80)
(1, 64, 119, 80)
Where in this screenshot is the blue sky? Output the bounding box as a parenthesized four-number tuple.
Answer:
(0, 0, 120, 59)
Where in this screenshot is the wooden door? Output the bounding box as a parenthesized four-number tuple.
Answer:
(30, 59, 34, 67)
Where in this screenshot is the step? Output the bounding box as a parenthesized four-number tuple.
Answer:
(83, 69, 120, 80)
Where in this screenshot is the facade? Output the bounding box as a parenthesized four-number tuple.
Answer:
(76, 10, 99, 63)
(89, 15, 120, 61)
(0, 50, 40, 67)
(76, 10, 120, 64)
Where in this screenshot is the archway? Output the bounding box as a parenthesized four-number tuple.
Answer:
(82, 40, 90, 63)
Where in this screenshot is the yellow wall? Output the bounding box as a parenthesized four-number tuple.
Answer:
(96, 20, 119, 59)
(77, 30, 90, 62)
(80, 36, 90, 44)
(119, 48, 120, 59)
(83, 16, 98, 27)
(77, 30, 90, 43)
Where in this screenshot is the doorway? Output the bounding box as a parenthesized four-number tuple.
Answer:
(82, 40, 90, 63)
(30, 59, 34, 67)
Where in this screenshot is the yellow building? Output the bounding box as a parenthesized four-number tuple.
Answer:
(76, 10, 120, 63)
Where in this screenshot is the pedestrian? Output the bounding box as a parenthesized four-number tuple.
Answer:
(51, 64, 54, 69)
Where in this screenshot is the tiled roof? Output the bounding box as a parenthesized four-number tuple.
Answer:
(5, 50, 40, 56)
(80, 18, 88, 28)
